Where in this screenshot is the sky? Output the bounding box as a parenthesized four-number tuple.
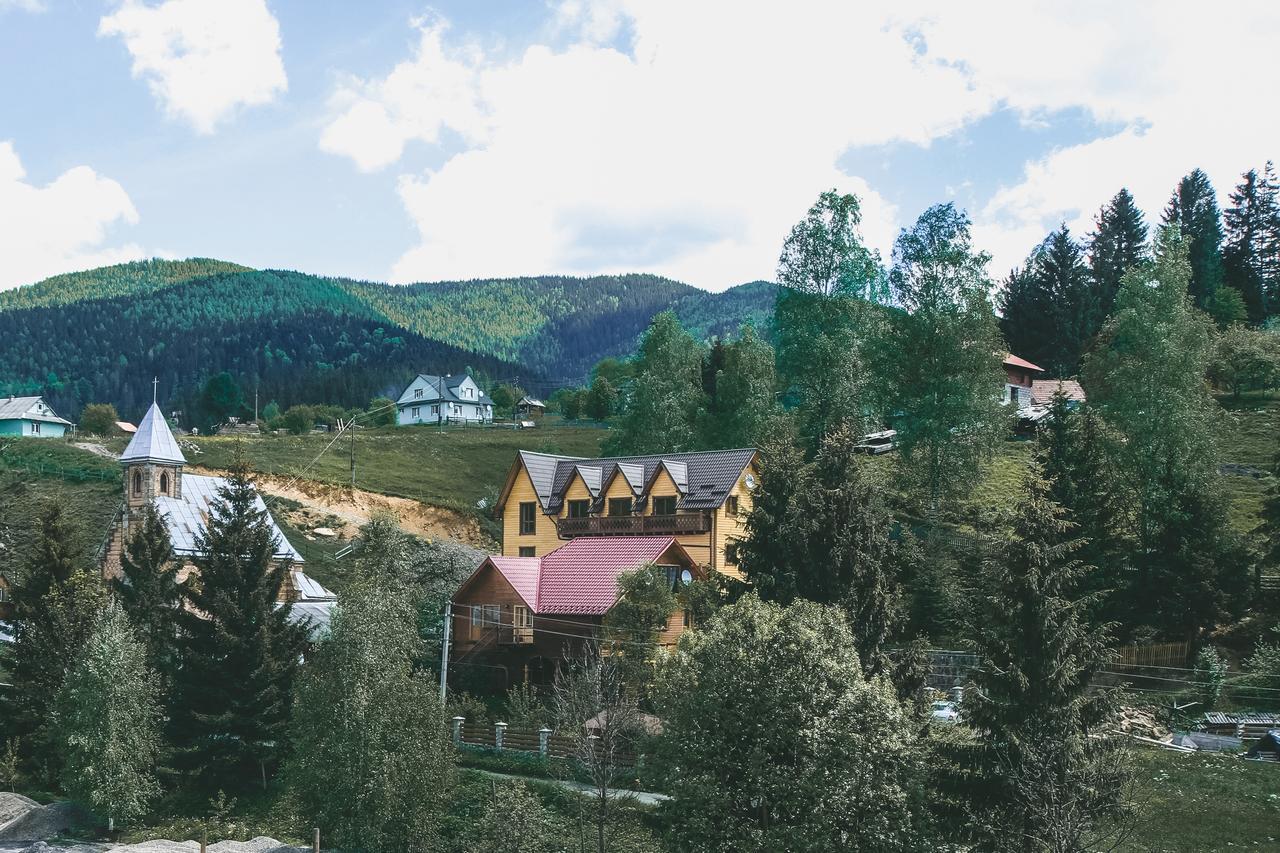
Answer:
(2, 0, 1279, 293)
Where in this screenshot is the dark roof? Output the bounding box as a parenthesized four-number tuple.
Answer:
(1029, 379, 1086, 405)
(512, 447, 757, 513)
(395, 373, 495, 407)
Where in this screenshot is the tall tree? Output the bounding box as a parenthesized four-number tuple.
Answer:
(735, 428, 808, 602)
(111, 502, 182, 691)
(1001, 226, 1096, 376)
(1036, 396, 1129, 624)
(882, 203, 1005, 516)
(171, 456, 308, 791)
(1259, 162, 1280, 319)
(1087, 188, 1148, 324)
(701, 324, 777, 449)
(1163, 169, 1225, 308)
(2, 504, 106, 778)
(288, 522, 453, 853)
(55, 603, 163, 831)
(774, 190, 888, 452)
(1084, 227, 1247, 638)
(583, 375, 618, 422)
(605, 311, 706, 455)
(958, 471, 1128, 853)
(1223, 168, 1270, 323)
(655, 595, 926, 852)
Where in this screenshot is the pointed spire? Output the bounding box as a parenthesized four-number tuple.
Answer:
(120, 402, 186, 465)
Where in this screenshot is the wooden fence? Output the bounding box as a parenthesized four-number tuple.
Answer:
(1113, 642, 1190, 670)
(454, 718, 635, 766)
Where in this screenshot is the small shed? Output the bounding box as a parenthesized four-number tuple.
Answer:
(1244, 730, 1280, 762)
(516, 396, 546, 419)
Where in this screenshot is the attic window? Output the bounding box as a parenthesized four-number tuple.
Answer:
(414, 388, 423, 399)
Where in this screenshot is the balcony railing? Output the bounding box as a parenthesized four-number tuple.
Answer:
(556, 513, 710, 538)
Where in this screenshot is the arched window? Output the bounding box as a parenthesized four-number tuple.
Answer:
(159, 472, 169, 495)
(132, 470, 142, 496)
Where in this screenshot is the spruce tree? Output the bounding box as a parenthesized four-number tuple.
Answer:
(2, 504, 106, 777)
(55, 603, 163, 830)
(1224, 167, 1270, 323)
(604, 311, 706, 455)
(1163, 169, 1225, 307)
(883, 203, 1005, 516)
(1004, 226, 1095, 376)
(171, 456, 308, 791)
(1259, 161, 1280, 319)
(736, 428, 808, 603)
(111, 502, 182, 690)
(288, 522, 452, 852)
(961, 470, 1127, 852)
(1087, 188, 1148, 325)
(701, 323, 778, 449)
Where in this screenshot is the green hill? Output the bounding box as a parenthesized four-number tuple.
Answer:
(0, 260, 776, 420)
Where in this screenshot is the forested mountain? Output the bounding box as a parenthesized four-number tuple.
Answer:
(0, 260, 774, 420)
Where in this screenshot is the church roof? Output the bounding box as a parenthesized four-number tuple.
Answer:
(154, 473, 302, 562)
(120, 403, 187, 465)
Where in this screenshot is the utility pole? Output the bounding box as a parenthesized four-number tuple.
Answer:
(439, 602, 452, 703)
(349, 417, 356, 491)
(254, 387, 259, 423)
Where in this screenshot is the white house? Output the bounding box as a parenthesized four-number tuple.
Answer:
(395, 373, 494, 426)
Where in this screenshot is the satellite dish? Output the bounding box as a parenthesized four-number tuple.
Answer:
(680, 569, 694, 585)
(744, 473, 757, 490)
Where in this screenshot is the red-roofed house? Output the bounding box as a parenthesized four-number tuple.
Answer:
(450, 536, 702, 689)
(1002, 353, 1045, 408)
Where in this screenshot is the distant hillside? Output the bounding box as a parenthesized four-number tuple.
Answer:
(0, 259, 775, 419)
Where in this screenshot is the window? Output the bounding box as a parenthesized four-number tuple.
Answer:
(132, 470, 143, 496)
(725, 540, 740, 565)
(159, 472, 169, 495)
(726, 495, 739, 516)
(414, 388, 423, 399)
(608, 497, 633, 516)
(568, 499, 591, 518)
(519, 546, 536, 558)
(30, 421, 40, 435)
(653, 495, 677, 516)
(411, 406, 420, 419)
(519, 502, 537, 535)
(431, 404, 439, 415)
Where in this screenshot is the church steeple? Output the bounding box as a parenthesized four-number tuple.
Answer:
(121, 401, 186, 506)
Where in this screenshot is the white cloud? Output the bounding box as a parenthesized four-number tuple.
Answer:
(0, 0, 45, 12)
(99, 0, 287, 134)
(0, 142, 146, 290)
(322, 1, 1280, 289)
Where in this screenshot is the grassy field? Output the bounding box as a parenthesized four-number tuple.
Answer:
(181, 420, 610, 513)
(1122, 748, 1280, 851)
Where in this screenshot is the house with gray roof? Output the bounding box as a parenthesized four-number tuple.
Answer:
(101, 401, 335, 634)
(0, 395, 72, 438)
(395, 373, 494, 425)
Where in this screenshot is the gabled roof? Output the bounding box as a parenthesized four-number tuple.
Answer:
(572, 464, 603, 496)
(154, 473, 301, 562)
(0, 395, 72, 426)
(120, 403, 187, 465)
(467, 536, 695, 616)
(395, 373, 495, 407)
(502, 447, 757, 514)
(1029, 379, 1087, 406)
(1003, 353, 1046, 373)
(517, 396, 545, 408)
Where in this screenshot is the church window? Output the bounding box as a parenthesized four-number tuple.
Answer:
(160, 472, 169, 495)
(133, 471, 142, 496)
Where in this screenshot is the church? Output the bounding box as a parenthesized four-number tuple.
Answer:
(100, 400, 336, 633)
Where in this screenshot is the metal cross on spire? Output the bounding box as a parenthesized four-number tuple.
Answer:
(153, 376, 158, 404)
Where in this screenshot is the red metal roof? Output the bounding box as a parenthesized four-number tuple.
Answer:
(483, 536, 685, 616)
(1003, 353, 1046, 372)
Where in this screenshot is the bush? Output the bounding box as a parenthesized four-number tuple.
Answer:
(78, 403, 120, 436)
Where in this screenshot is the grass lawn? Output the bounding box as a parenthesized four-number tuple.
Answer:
(1122, 748, 1280, 851)
(184, 421, 609, 512)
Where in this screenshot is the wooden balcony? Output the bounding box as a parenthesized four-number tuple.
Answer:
(556, 512, 710, 538)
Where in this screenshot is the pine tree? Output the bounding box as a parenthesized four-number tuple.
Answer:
(288, 523, 453, 852)
(111, 502, 182, 690)
(1259, 162, 1280, 319)
(604, 311, 706, 455)
(1087, 188, 1148, 325)
(1224, 168, 1270, 323)
(883, 203, 1006, 516)
(171, 456, 308, 791)
(1163, 169, 1226, 308)
(2, 504, 106, 777)
(701, 323, 777, 449)
(736, 427, 809, 603)
(961, 471, 1127, 852)
(1036, 396, 1129, 625)
(1003, 227, 1095, 376)
(55, 603, 163, 830)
